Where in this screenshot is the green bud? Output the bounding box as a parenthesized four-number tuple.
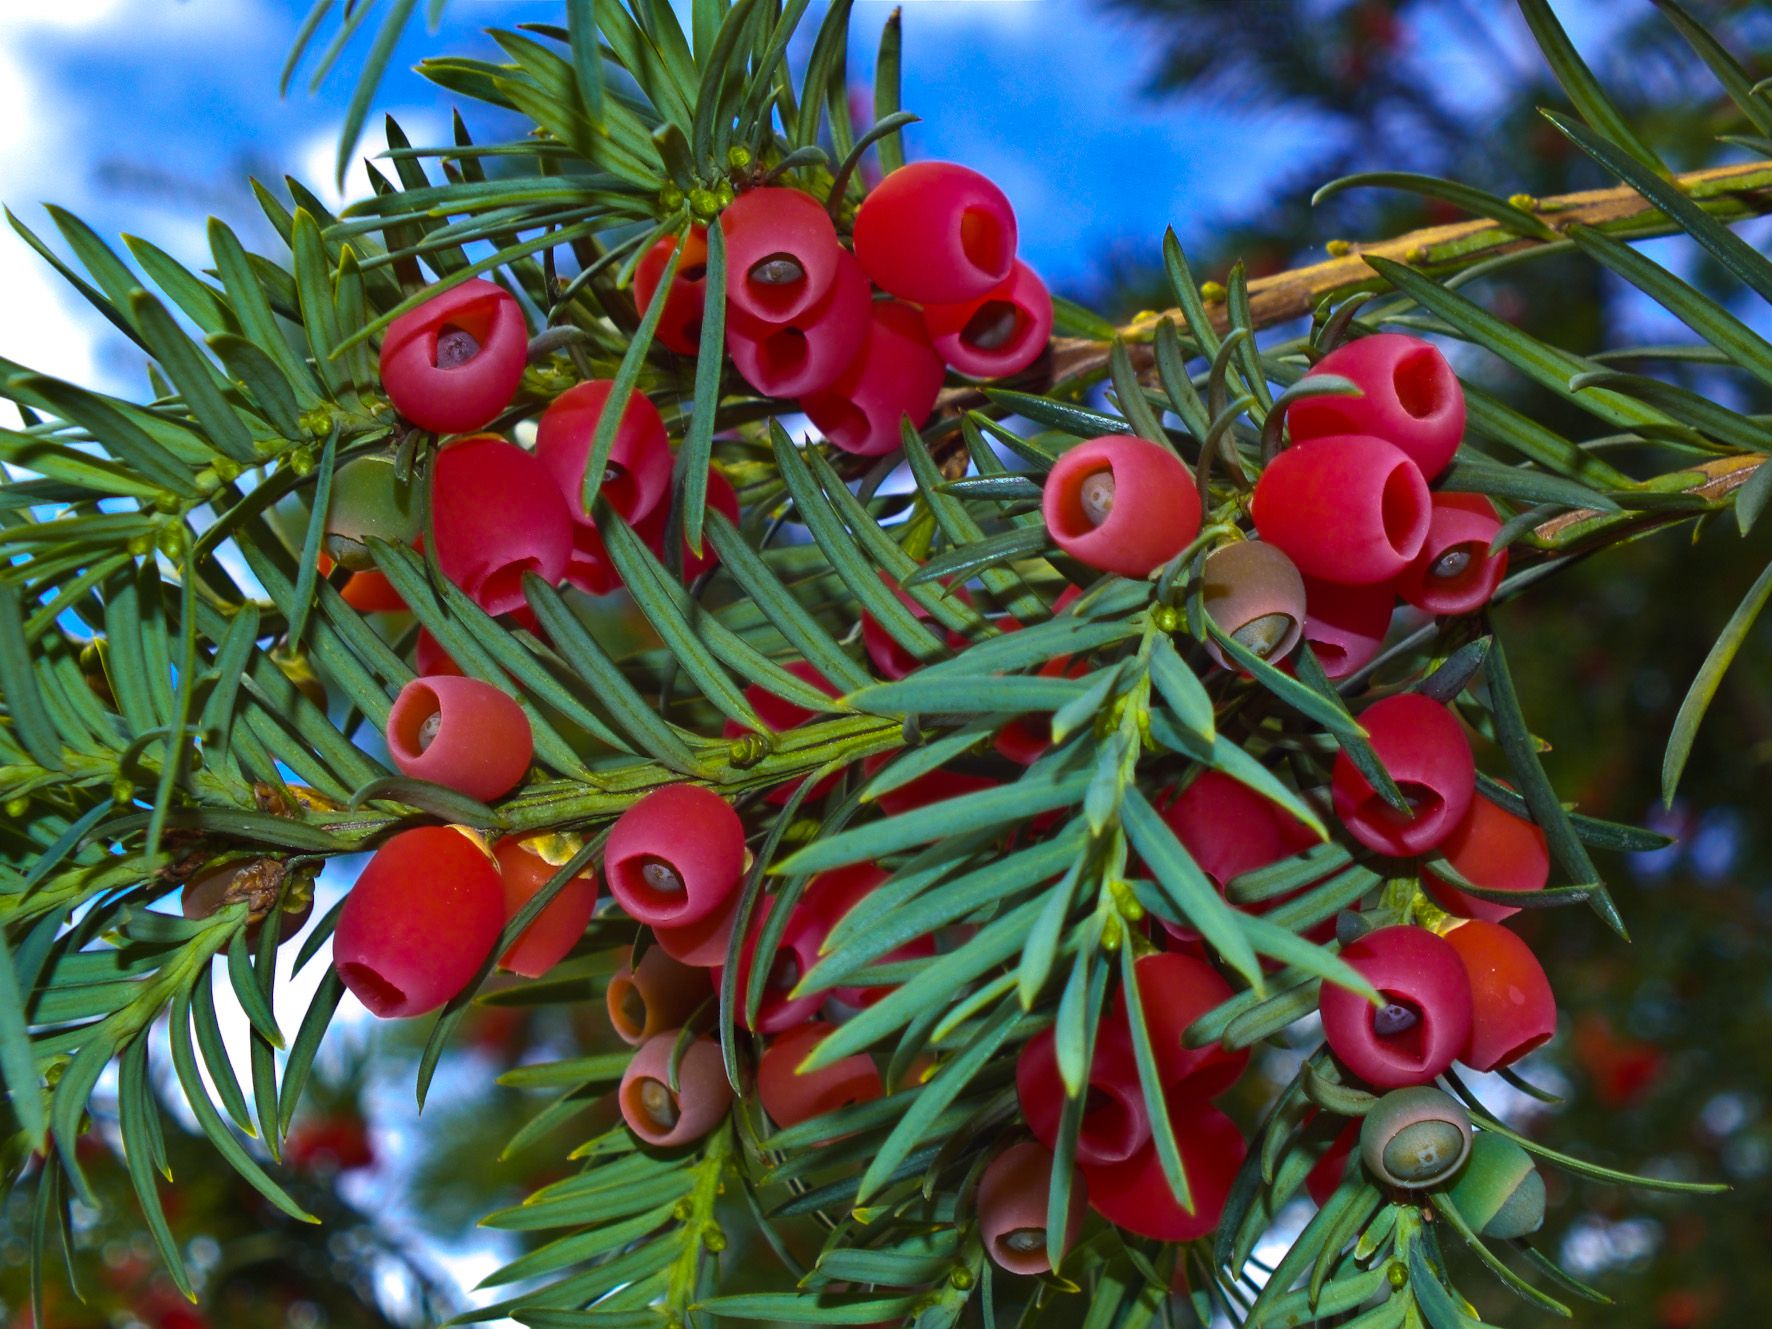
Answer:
(5, 796, 30, 818)
(1448, 1132, 1545, 1239)
(324, 453, 420, 570)
(689, 188, 720, 219)
(1151, 603, 1182, 633)
(726, 146, 753, 170)
(1359, 1086, 1472, 1189)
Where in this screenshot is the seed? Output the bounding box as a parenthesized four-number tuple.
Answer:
(417, 711, 443, 752)
(1232, 612, 1296, 658)
(750, 254, 805, 286)
(1001, 1228, 1046, 1254)
(637, 1076, 680, 1129)
(1373, 1002, 1420, 1038)
(435, 325, 481, 369)
(618, 984, 648, 1032)
(962, 300, 1020, 351)
(1079, 471, 1116, 526)
(641, 859, 685, 895)
(1430, 545, 1476, 580)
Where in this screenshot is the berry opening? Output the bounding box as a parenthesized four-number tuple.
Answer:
(960, 207, 1012, 281)
(1429, 542, 1481, 584)
(1231, 611, 1297, 658)
(1307, 638, 1348, 670)
(1079, 1084, 1141, 1160)
(1380, 463, 1429, 556)
(1393, 347, 1446, 419)
(759, 327, 811, 381)
(750, 253, 807, 287)
(1371, 993, 1428, 1064)
(962, 300, 1024, 352)
(815, 398, 872, 452)
(1360, 781, 1445, 830)
(633, 1075, 681, 1130)
(681, 263, 708, 283)
(999, 1227, 1047, 1256)
(1051, 464, 1117, 539)
(609, 977, 648, 1039)
(389, 683, 442, 761)
(635, 856, 687, 906)
(338, 962, 406, 1017)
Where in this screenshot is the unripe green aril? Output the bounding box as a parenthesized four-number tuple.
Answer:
(324, 454, 420, 570)
(1447, 1131, 1544, 1238)
(1359, 1086, 1472, 1189)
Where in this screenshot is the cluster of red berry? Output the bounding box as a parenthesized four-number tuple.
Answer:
(639, 161, 1052, 456)
(327, 141, 1564, 1272)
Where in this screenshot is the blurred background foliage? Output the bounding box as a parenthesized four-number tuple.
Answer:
(1, 1, 1768, 1326)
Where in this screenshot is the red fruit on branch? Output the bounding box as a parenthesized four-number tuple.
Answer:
(1423, 791, 1550, 922)
(651, 892, 742, 968)
(1318, 925, 1474, 1088)
(860, 574, 972, 680)
(493, 836, 599, 978)
(606, 944, 710, 1045)
(1201, 540, 1307, 668)
(333, 827, 504, 1019)
(757, 1021, 884, 1132)
(430, 436, 573, 615)
(618, 1032, 732, 1146)
(1042, 435, 1202, 577)
(284, 1113, 375, 1173)
(386, 675, 533, 803)
(637, 467, 742, 583)
(1305, 1119, 1360, 1206)
(853, 161, 1018, 304)
(605, 785, 746, 928)
(535, 380, 675, 532)
(1332, 693, 1475, 856)
(634, 225, 710, 355)
(1287, 333, 1465, 480)
(1444, 920, 1557, 1071)
(379, 278, 527, 435)
(1163, 770, 1320, 895)
(1395, 493, 1507, 616)
(726, 249, 872, 398)
(1252, 434, 1430, 585)
(977, 1141, 1086, 1274)
(1297, 576, 1395, 680)
(720, 186, 844, 324)
(1016, 1023, 1150, 1166)
(801, 300, 946, 456)
(1112, 951, 1249, 1096)
(1081, 1100, 1245, 1242)
(922, 260, 1053, 378)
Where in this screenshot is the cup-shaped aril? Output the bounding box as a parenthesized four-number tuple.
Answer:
(1042, 435, 1202, 577)
(1395, 493, 1506, 616)
(1298, 576, 1394, 680)
(430, 436, 573, 615)
(492, 836, 599, 978)
(1081, 1101, 1245, 1242)
(922, 261, 1053, 379)
(333, 827, 504, 1019)
(853, 161, 1018, 304)
(719, 186, 843, 324)
(1422, 792, 1549, 922)
(386, 675, 533, 803)
(1448, 1132, 1545, 1238)
(1252, 435, 1430, 585)
(1287, 334, 1465, 481)
(1016, 1023, 1150, 1166)
(1163, 769, 1320, 894)
(604, 785, 746, 929)
(1201, 540, 1307, 669)
(634, 225, 709, 356)
(337, 566, 407, 614)
(413, 628, 461, 678)
(977, 1141, 1085, 1274)
(1318, 925, 1473, 1088)
(535, 380, 674, 531)
(1358, 1085, 1472, 1188)
(860, 574, 972, 681)
(1112, 952, 1248, 1096)
(726, 249, 871, 398)
(637, 467, 742, 583)
(606, 944, 710, 1045)
(1331, 693, 1474, 856)
(801, 301, 946, 457)
(379, 278, 527, 435)
(324, 453, 419, 571)
(757, 1021, 885, 1133)
(1444, 920, 1556, 1071)
(871, 764, 1001, 817)
(618, 1032, 731, 1147)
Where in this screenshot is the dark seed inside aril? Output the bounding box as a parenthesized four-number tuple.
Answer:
(750, 254, 805, 286)
(637, 1076, 680, 1128)
(435, 325, 481, 369)
(1373, 1002, 1420, 1038)
(962, 300, 1021, 351)
(1079, 472, 1116, 526)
